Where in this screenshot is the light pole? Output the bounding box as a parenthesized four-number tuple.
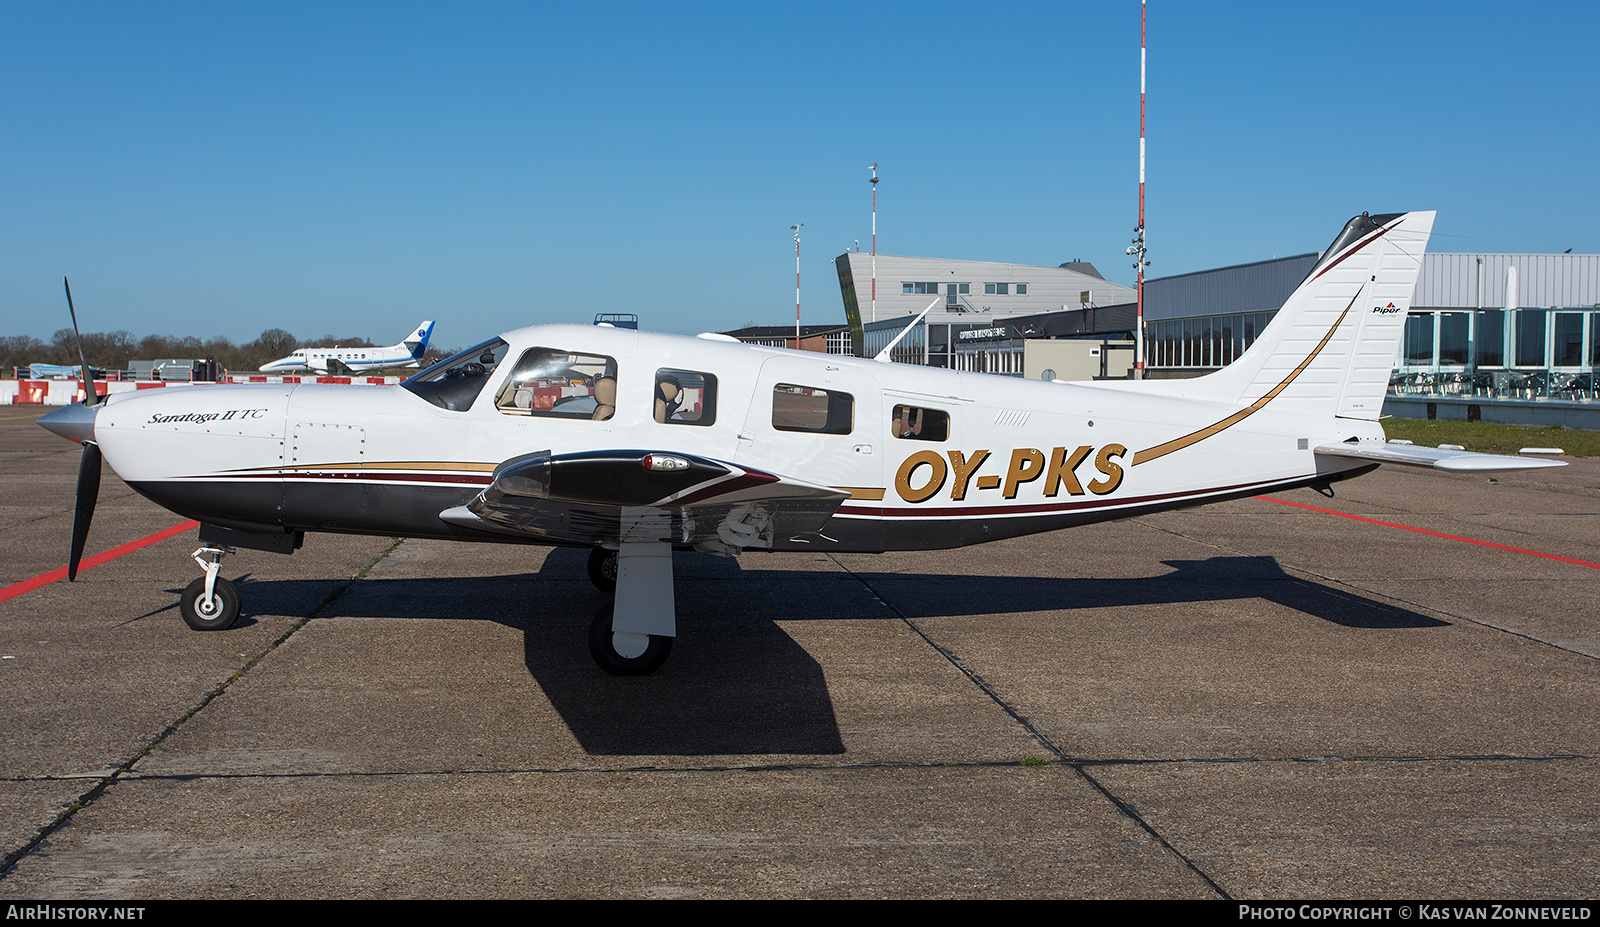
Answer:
(1128, 226, 1148, 377)
(869, 163, 879, 324)
(791, 223, 803, 348)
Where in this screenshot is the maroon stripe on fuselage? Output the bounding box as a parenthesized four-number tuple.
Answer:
(835, 475, 1288, 519)
(667, 470, 782, 506)
(178, 471, 494, 485)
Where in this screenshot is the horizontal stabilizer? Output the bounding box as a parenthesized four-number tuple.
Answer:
(1314, 441, 1567, 472)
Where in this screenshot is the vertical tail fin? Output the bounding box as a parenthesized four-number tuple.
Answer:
(404, 321, 435, 360)
(1182, 211, 1434, 421)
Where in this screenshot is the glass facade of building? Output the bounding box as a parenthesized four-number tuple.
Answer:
(862, 319, 927, 365)
(1393, 307, 1600, 400)
(951, 338, 1025, 374)
(1146, 312, 1277, 370)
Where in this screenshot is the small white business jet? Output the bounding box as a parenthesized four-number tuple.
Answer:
(259, 321, 435, 374)
(29, 363, 109, 379)
(41, 212, 1564, 675)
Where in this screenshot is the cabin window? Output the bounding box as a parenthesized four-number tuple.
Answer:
(401, 338, 509, 411)
(494, 348, 619, 420)
(890, 404, 949, 442)
(653, 369, 716, 426)
(772, 383, 853, 435)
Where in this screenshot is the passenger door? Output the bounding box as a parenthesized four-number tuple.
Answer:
(736, 355, 883, 495)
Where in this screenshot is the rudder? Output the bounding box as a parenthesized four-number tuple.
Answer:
(1182, 211, 1435, 421)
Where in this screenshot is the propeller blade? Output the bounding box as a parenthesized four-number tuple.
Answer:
(63, 277, 101, 407)
(68, 442, 102, 581)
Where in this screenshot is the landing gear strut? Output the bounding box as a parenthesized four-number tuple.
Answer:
(180, 545, 240, 630)
(587, 516, 677, 675)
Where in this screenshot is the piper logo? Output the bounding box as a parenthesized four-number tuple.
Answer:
(1373, 302, 1402, 314)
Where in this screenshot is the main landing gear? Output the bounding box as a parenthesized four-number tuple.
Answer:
(585, 536, 675, 676)
(180, 544, 240, 631)
(588, 603, 673, 675)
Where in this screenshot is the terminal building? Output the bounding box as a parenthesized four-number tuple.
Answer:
(832, 251, 1135, 370)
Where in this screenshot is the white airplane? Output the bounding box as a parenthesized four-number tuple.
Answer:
(259, 321, 435, 374)
(28, 363, 102, 380)
(40, 212, 1565, 675)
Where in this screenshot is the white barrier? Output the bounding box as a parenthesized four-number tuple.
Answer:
(1, 375, 404, 405)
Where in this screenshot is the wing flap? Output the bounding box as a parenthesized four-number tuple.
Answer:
(1314, 441, 1566, 472)
(440, 449, 849, 552)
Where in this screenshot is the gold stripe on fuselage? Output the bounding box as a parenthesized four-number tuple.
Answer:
(1131, 291, 1361, 466)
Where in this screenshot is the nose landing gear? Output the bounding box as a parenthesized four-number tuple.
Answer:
(180, 545, 240, 630)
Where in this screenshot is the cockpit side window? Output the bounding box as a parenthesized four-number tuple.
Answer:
(494, 348, 619, 420)
(653, 369, 716, 426)
(401, 338, 509, 411)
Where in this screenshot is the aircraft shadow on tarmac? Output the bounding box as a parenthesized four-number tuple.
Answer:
(845, 556, 1451, 630)
(218, 548, 1443, 757)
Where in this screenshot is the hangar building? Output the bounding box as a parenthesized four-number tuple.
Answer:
(835, 245, 1600, 427)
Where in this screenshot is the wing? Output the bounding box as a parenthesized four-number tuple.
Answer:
(438, 449, 850, 554)
(1314, 440, 1567, 472)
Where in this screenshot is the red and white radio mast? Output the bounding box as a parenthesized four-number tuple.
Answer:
(791, 223, 804, 346)
(1127, 1, 1150, 379)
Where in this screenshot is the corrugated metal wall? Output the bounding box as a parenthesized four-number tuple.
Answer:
(1143, 254, 1319, 322)
(842, 250, 1600, 331)
(1416, 253, 1600, 309)
(1145, 252, 1600, 320)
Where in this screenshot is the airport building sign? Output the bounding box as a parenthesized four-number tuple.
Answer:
(957, 326, 1015, 342)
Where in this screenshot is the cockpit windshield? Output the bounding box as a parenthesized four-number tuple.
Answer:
(401, 338, 510, 411)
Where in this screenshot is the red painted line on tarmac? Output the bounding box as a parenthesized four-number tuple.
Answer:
(0, 520, 200, 605)
(1257, 496, 1600, 571)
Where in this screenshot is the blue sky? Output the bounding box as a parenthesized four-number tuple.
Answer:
(4, 1, 1597, 346)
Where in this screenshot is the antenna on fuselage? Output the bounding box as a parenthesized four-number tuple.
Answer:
(872, 297, 939, 363)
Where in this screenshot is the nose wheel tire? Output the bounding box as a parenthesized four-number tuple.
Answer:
(180, 577, 241, 631)
(587, 548, 618, 594)
(588, 604, 672, 675)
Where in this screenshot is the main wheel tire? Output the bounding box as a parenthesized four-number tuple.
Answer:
(586, 548, 618, 594)
(588, 604, 672, 676)
(180, 576, 241, 631)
